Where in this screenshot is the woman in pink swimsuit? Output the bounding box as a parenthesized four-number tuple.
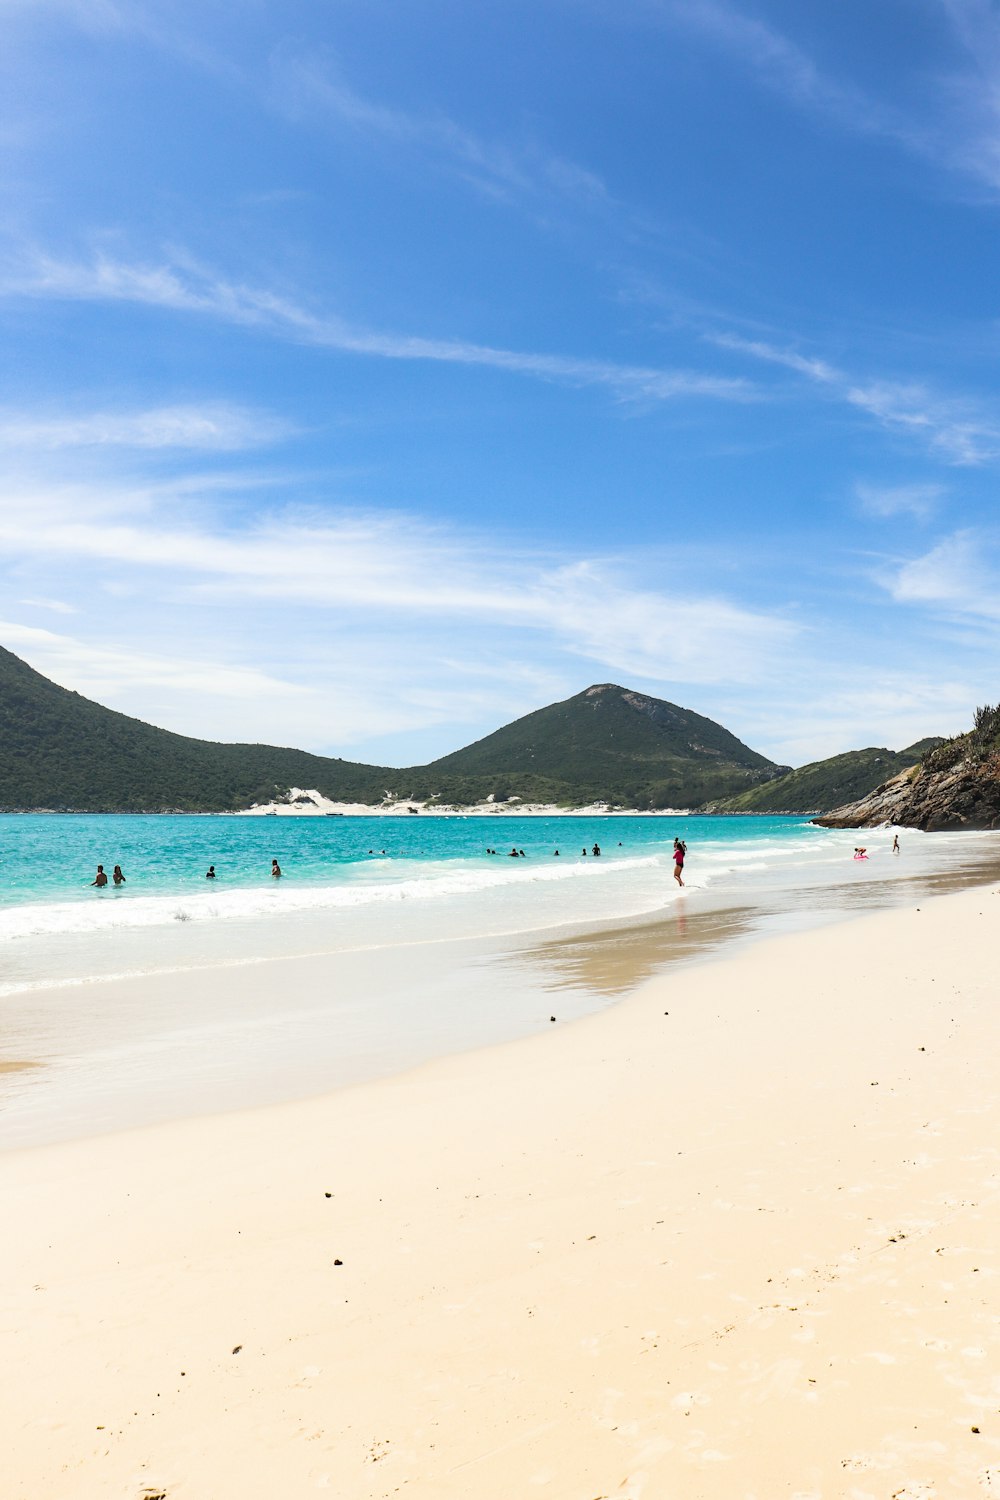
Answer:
(672, 839, 686, 887)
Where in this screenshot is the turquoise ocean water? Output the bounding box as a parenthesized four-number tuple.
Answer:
(3, 811, 1000, 1147)
(0, 810, 995, 993)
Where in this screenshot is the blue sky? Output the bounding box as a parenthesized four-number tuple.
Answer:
(3, 0, 1000, 767)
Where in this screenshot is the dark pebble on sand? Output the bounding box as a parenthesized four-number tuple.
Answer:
(550, 1016, 556, 1023)
(324, 1192, 332, 1198)
(232, 1345, 242, 1354)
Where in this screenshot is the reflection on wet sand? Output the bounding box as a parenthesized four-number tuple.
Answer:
(521, 849, 1000, 997)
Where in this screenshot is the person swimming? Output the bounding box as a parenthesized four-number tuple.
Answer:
(112, 865, 126, 886)
(91, 864, 108, 888)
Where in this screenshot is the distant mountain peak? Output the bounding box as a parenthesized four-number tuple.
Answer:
(0, 644, 784, 812)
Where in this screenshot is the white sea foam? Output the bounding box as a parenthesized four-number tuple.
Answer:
(0, 854, 662, 943)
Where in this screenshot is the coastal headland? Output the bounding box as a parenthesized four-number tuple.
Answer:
(4, 881, 1000, 1498)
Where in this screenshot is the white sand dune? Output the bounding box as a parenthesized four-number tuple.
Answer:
(4, 885, 1000, 1497)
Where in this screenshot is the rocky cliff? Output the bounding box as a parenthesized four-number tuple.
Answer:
(814, 707, 1000, 831)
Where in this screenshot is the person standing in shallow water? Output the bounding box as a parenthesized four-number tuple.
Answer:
(112, 865, 126, 886)
(91, 865, 108, 888)
(672, 838, 686, 888)
(271, 859, 282, 878)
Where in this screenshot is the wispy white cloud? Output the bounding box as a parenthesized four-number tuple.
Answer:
(655, 0, 928, 148)
(711, 331, 1000, 465)
(0, 402, 292, 451)
(0, 479, 796, 689)
(881, 530, 1000, 618)
(855, 481, 946, 521)
(746, 671, 972, 765)
(0, 620, 311, 701)
(17, 596, 76, 614)
(652, 0, 1000, 195)
(0, 249, 755, 405)
(269, 49, 611, 212)
(930, 0, 1000, 191)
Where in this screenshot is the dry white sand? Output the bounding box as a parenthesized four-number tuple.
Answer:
(4, 884, 1000, 1499)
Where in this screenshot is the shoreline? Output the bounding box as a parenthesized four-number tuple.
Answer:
(5, 834, 1000, 1153)
(4, 881, 1000, 1497)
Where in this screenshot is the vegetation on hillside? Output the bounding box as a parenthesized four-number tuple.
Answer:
(0, 652, 786, 812)
(415, 684, 785, 809)
(921, 705, 1000, 775)
(0, 646, 393, 812)
(711, 738, 945, 815)
(814, 707, 1000, 831)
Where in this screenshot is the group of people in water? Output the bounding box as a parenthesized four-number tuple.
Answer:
(88, 827, 903, 896)
(483, 843, 608, 858)
(90, 860, 280, 887)
(88, 838, 693, 890)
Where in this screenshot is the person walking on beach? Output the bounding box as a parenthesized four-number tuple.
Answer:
(672, 838, 686, 887)
(892, 834, 900, 855)
(271, 858, 282, 878)
(112, 865, 126, 886)
(91, 865, 108, 888)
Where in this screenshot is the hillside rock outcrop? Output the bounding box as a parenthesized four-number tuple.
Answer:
(814, 757, 1000, 831)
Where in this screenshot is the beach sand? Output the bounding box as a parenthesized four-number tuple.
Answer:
(4, 883, 1000, 1498)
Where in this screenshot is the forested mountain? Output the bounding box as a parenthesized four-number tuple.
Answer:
(0, 645, 394, 812)
(0, 650, 786, 811)
(415, 684, 787, 809)
(709, 739, 945, 815)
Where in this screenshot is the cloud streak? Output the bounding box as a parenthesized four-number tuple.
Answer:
(0, 402, 292, 451)
(855, 482, 946, 521)
(711, 331, 1000, 465)
(653, 0, 1000, 196)
(882, 530, 1000, 620)
(0, 249, 755, 406)
(270, 49, 612, 212)
(0, 480, 796, 688)
(656, 0, 928, 148)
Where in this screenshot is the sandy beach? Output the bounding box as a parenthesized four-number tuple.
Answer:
(4, 883, 1000, 1499)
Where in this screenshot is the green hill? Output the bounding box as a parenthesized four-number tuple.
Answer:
(0, 645, 393, 812)
(815, 705, 1000, 831)
(0, 650, 786, 812)
(710, 738, 945, 815)
(409, 684, 788, 809)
